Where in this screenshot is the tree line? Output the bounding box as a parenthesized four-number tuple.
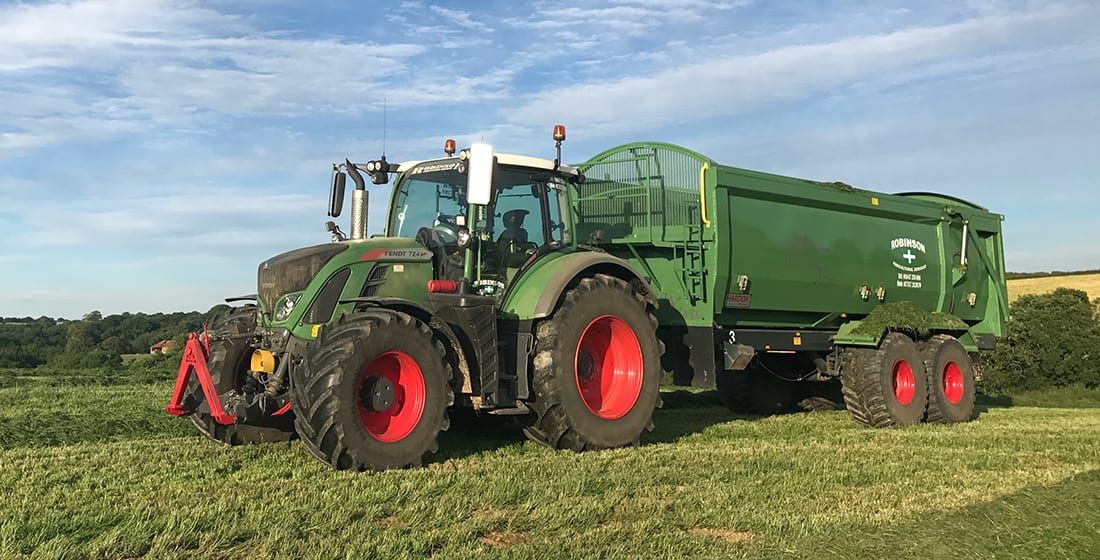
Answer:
(3, 291, 1097, 394)
(1004, 268, 1100, 280)
(0, 306, 230, 368)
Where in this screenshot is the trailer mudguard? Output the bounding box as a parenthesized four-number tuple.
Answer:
(500, 250, 657, 320)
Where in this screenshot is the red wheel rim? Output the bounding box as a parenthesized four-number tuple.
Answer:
(892, 360, 916, 406)
(355, 351, 425, 443)
(943, 361, 964, 404)
(574, 315, 644, 420)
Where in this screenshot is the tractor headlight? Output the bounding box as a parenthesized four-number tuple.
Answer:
(274, 293, 302, 322)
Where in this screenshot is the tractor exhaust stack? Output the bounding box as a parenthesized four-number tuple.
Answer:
(350, 188, 368, 240)
(345, 158, 368, 239)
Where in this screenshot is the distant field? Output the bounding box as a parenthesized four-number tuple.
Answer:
(1007, 272, 1100, 301)
(2, 371, 1099, 559)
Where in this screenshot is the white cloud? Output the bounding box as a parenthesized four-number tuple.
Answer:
(507, 0, 747, 34)
(429, 6, 492, 32)
(0, 0, 231, 72)
(507, 3, 1097, 137)
(14, 188, 315, 250)
(0, 0, 497, 156)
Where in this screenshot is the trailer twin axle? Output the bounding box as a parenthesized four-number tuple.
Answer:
(168, 127, 1008, 470)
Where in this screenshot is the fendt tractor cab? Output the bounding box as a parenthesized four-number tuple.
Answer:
(168, 127, 665, 470)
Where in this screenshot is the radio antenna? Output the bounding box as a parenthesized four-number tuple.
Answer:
(382, 97, 387, 158)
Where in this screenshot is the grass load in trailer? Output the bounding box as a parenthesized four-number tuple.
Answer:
(167, 128, 1008, 470)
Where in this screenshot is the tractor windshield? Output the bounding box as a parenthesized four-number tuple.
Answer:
(388, 166, 469, 239)
(388, 162, 571, 283)
(388, 163, 569, 246)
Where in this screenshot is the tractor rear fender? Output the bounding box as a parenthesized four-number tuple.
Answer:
(501, 251, 658, 321)
(342, 297, 473, 394)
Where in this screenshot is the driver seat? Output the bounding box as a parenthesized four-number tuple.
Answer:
(496, 209, 535, 269)
(416, 227, 459, 280)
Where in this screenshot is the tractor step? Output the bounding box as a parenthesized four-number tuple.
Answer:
(487, 401, 531, 415)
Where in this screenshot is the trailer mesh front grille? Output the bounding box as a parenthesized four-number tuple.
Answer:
(576, 144, 709, 244)
(257, 244, 347, 311)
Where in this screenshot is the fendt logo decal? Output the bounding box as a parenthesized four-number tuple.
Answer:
(360, 248, 433, 262)
(890, 237, 926, 289)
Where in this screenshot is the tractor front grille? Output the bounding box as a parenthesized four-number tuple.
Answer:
(257, 243, 347, 311)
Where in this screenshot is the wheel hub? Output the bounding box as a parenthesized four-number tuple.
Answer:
(574, 315, 644, 420)
(577, 350, 596, 381)
(943, 362, 965, 404)
(355, 350, 427, 443)
(362, 375, 396, 412)
(892, 360, 916, 406)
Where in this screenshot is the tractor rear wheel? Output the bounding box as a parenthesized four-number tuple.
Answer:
(525, 274, 662, 450)
(921, 335, 977, 423)
(185, 306, 295, 445)
(289, 310, 452, 471)
(840, 333, 928, 427)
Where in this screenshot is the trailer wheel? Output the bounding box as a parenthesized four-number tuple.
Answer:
(716, 370, 797, 416)
(921, 335, 977, 423)
(795, 379, 845, 412)
(185, 307, 295, 445)
(289, 310, 452, 470)
(840, 333, 928, 427)
(525, 274, 663, 450)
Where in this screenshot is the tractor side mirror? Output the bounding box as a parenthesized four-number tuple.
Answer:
(467, 143, 494, 205)
(329, 171, 347, 217)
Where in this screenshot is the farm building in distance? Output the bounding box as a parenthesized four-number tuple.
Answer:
(149, 340, 175, 355)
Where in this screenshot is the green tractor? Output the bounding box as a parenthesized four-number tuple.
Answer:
(169, 127, 1008, 471)
(169, 127, 665, 470)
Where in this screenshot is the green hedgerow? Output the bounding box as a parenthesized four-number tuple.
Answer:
(983, 288, 1100, 393)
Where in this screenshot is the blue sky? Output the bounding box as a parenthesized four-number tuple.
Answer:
(1, 0, 1098, 318)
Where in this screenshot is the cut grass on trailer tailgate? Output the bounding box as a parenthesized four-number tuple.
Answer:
(1, 379, 1098, 559)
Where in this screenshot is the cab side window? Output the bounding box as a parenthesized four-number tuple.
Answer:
(492, 184, 545, 246)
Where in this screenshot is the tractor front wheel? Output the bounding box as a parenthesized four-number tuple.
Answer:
(289, 310, 452, 470)
(525, 274, 662, 450)
(185, 306, 295, 445)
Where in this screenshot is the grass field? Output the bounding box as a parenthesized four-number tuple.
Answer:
(1007, 272, 1100, 301)
(2, 373, 1099, 559)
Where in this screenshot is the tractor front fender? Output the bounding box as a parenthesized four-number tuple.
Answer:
(501, 251, 657, 320)
(342, 296, 474, 393)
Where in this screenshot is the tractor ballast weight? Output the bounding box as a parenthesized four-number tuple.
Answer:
(169, 133, 1007, 470)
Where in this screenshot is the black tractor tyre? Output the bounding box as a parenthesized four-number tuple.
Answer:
(716, 372, 753, 412)
(660, 331, 695, 386)
(289, 310, 453, 471)
(185, 306, 296, 445)
(795, 379, 845, 412)
(525, 274, 663, 450)
(840, 332, 929, 427)
(921, 335, 977, 423)
(716, 370, 798, 416)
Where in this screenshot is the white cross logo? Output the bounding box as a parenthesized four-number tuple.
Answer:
(903, 250, 917, 264)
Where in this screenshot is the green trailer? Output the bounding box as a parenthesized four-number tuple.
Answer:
(167, 130, 1007, 470)
(574, 143, 1007, 417)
